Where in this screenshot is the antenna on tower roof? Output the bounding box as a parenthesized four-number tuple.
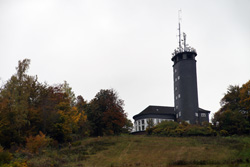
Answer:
(178, 10, 182, 50)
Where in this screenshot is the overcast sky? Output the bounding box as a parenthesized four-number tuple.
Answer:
(0, 0, 250, 121)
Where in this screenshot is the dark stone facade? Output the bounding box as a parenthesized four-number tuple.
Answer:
(172, 51, 199, 124)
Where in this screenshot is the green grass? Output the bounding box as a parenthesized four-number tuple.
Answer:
(17, 135, 250, 167)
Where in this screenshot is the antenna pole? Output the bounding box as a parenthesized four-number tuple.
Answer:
(183, 32, 186, 50)
(178, 10, 182, 49)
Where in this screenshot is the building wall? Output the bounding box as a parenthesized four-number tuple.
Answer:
(199, 112, 209, 123)
(133, 118, 174, 132)
(173, 52, 199, 124)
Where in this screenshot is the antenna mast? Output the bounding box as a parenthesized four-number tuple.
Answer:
(178, 10, 182, 50)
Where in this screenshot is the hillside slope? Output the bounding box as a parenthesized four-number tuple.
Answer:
(28, 135, 250, 167)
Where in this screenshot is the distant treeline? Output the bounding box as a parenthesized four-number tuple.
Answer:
(0, 59, 132, 148)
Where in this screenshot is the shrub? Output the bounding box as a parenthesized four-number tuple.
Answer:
(0, 151, 13, 165)
(26, 131, 50, 154)
(152, 121, 179, 136)
(1, 160, 28, 167)
(220, 130, 229, 136)
(150, 121, 216, 137)
(72, 141, 81, 147)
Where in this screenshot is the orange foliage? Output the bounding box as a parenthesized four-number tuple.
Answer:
(25, 131, 50, 154)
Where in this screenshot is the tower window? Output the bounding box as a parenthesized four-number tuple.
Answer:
(195, 113, 198, 117)
(179, 111, 181, 117)
(178, 94, 181, 98)
(175, 69, 177, 73)
(176, 105, 178, 109)
(175, 87, 177, 91)
(178, 76, 180, 80)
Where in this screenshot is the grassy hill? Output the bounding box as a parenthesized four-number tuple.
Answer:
(25, 135, 250, 167)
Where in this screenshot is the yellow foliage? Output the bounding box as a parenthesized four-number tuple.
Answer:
(71, 106, 81, 124)
(240, 80, 250, 111)
(2, 161, 28, 167)
(57, 106, 86, 133)
(26, 131, 49, 154)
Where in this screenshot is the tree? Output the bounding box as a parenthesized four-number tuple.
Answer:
(62, 81, 76, 107)
(0, 59, 88, 146)
(122, 119, 133, 133)
(239, 80, 250, 119)
(147, 118, 154, 129)
(0, 59, 35, 146)
(87, 89, 127, 136)
(212, 80, 250, 135)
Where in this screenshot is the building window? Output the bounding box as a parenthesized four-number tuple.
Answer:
(142, 126, 144, 131)
(176, 105, 178, 109)
(201, 113, 206, 117)
(175, 87, 177, 91)
(195, 113, 198, 117)
(176, 96, 177, 100)
(178, 76, 180, 80)
(179, 111, 181, 117)
(175, 78, 177, 82)
(142, 119, 145, 124)
(175, 69, 177, 73)
(176, 114, 178, 118)
(178, 94, 181, 98)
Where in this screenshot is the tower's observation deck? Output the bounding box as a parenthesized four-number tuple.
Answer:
(171, 32, 197, 65)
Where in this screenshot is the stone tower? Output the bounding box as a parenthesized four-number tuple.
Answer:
(171, 19, 199, 124)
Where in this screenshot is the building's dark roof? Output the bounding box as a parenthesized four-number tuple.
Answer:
(133, 105, 175, 119)
(198, 108, 211, 113)
(133, 105, 211, 120)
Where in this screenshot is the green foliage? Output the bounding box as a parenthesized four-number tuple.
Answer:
(20, 136, 250, 167)
(220, 130, 229, 136)
(213, 80, 250, 135)
(0, 151, 13, 165)
(149, 121, 216, 137)
(121, 119, 133, 133)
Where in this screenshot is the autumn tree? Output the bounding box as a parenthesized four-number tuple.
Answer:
(0, 59, 36, 146)
(87, 89, 127, 136)
(212, 80, 250, 135)
(0, 59, 88, 146)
